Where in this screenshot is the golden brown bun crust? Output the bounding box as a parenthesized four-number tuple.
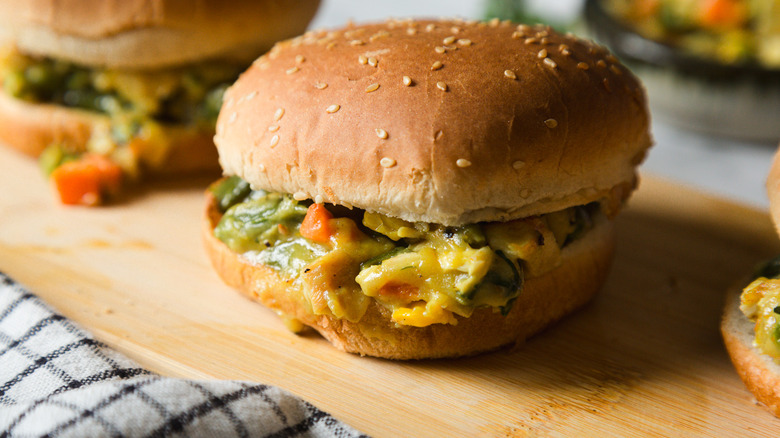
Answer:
(215, 19, 652, 226)
(0, 91, 219, 176)
(0, 0, 321, 68)
(766, 147, 780, 237)
(203, 192, 616, 359)
(722, 283, 780, 417)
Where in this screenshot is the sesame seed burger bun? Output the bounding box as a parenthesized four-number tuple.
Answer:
(215, 20, 651, 226)
(0, 0, 322, 69)
(205, 19, 651, 359)
(0, 90, 219, 175)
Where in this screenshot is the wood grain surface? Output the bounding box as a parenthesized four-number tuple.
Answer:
(1, 144, 779, 437)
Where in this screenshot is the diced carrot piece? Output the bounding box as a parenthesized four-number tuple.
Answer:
(699, 0, 747, 28)
(50, 154, 123, 206)
(300, 203, 333, 243)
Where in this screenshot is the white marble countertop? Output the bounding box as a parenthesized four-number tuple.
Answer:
(309, 0, 779, 210)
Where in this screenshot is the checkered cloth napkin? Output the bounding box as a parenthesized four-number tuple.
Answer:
(0, 273, 367, 438)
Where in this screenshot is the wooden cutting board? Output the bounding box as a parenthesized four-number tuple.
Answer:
(2, 144, 779, 437)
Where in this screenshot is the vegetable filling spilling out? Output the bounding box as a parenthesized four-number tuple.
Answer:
(740, 256, 780, 359)
(210, 176, 603, 328)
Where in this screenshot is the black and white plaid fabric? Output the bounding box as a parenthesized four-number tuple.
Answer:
(0, 272, 367, 438)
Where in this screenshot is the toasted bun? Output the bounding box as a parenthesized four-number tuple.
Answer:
(203, 192, 616, 359)
(766, 147, 780, 236)
(721, 283, 780, 416)
(0, 91, 219, 175)
(0, 0, 321, 69)
(215, 19, 652, 226)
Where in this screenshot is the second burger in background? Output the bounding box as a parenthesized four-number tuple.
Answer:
(204, 19, 652, 359)
(0, 0, 320, 205)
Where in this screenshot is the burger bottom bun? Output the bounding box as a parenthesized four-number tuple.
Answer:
(722, 283, 780, 417)
(0, 91, 219, 176)
(203, 192, 617, 360)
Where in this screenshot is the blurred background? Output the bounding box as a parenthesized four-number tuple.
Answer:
(309, 0, 780, 209)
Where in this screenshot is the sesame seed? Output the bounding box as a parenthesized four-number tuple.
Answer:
(295, 55, 305, 63)
(326, 42, 336, 50)
(606, 54, 618, 63)
(443, 36, 456, 45)
(512, 160, 525, 170)
(577, 62, 589, 70)
(610, 64, 622, 75)
(451, 26, 461, 33)
(504, 69, 517, 80)
(538, 49, 548, 58)
(375, 128, 388, 139)
(444, 45, 458, 51)
(365, 83, 380, 93)
(544, 118, 558, 128)
(402, 76, 413, 86)
(293, 191, 307, 201)
(229, 112, 237, 124)
(603, 78, 612, 92)
(286, 67, 299, 75)
(426, 24, 436, 32)
(350, 39, 365, 46)
(368, 57, 378, 67)
(524, 37, 538, 44)
(274, 108, 285, 121)
(224, 97, 234, 108)
(268, 124, 280, 132)
(517, 24, 530, 32)
(258, 164, 266, 172)
(431, 60, 443, 71)
(314, 82, 328, 90)
(314, 195, 325, 204)
(270, 134, 279, 147)
(561, 49, 571, 57)
(245, 92, 257, 102)
(512, 31, 523, 39)
(536, 30, 549, 38)
(543, 58, 557, 69)
(406, 27, 417, 35)
(326, 104, 340, 113)
(456, 158, 472, 168)
(489, 18, 500, 27)
(559, 44, 569, 51)
(540, 37, 549, 45)
(380, 157, 396, 168)
(434, 130, 443, 141)
(458, 38, 472, 46)
(597, 59, 607, 68)
(434, 46, 446, 54)
(358, 55, 368, 64)
(436, 81, 448, 91)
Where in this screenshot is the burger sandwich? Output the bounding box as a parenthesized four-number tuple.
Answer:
(204, 18, 652, 359)
(722, 148, 780, 416)
(0, 0, 320, 205)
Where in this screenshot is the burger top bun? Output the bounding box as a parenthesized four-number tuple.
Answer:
(0, 0, 321, 69)
(766, 147, 780, 235)
(215, 19, 652, 226)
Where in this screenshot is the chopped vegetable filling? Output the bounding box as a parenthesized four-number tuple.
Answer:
(0, 46, 244, 205)
(210, 176, 601, 327)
